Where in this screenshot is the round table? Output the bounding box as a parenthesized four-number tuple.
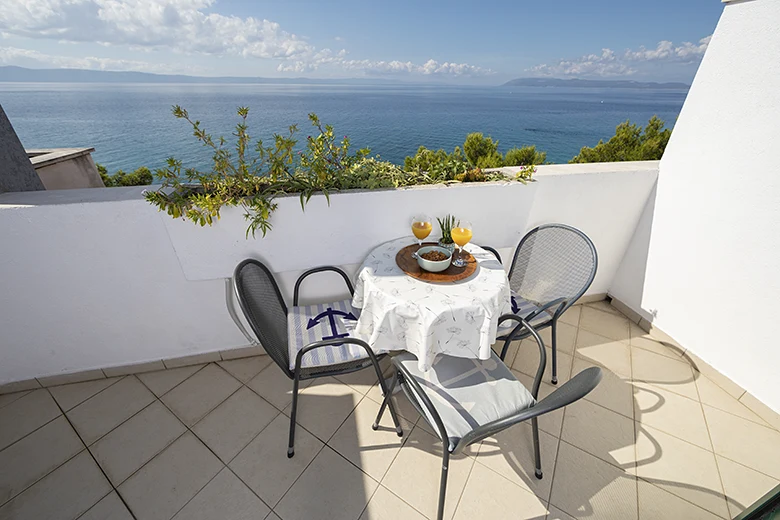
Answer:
(351, 237, 512, 371)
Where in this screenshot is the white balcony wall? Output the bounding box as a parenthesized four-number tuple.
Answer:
(0, 163, 656, 385)
(611, 0, 780, 412)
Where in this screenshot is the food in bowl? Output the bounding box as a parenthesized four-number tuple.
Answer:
(420, 250, 448, 262)
(416, 245, 452, 273)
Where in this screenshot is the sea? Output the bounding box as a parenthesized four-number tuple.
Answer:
(0, 82, 688, 174)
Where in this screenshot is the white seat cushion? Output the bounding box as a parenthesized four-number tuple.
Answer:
(287, 299, 369, 370)
(497, 292, 553, 336)
(395, 351, 535, 451)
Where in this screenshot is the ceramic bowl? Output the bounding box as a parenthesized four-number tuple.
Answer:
(416, 245, 453, 272)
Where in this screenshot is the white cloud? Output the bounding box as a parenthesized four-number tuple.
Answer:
(0, 45, 201, 73)
(529, 36, 711, 78)
(0, 0, 490, 77)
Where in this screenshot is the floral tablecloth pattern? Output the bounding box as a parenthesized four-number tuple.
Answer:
(352, 237, 512, 371)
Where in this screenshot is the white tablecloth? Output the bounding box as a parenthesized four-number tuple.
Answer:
(352, 237, 512, 371)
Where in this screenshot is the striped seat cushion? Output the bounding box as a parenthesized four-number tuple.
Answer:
(287, 299, 369, 370)
(497, 292, 553, 335)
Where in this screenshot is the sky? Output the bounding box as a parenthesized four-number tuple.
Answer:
(0, 0, 724, 84)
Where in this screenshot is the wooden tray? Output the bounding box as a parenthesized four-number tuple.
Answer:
(396, 242, 477, 283)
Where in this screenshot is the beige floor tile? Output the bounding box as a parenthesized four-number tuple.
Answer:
(513, 344, 573, 384)
(67, 376, 155, 445)
(79, 491, 134, 520)
(283, 376, 364, 442)
(246, 364, 314, 411)
(137, 364, 204, 397)
(716, 455, 780, 519)
(334, 364, 386, 395)
(575, 330, 631, 378)
(172, 468, 270, 520)
(382, 426, 475, 520)
(0, 451, 110, 520)
(218, 356, 273, 383)
(476, 421, 560, 501)
(549, 442, 638, 520)
(696, 376, 769, 427)
(118, 432, 223, 520)
(91, 401, 186, 486)
(561, 400, 636, 471)
(276, 446, 378, 520)
(637, 479, 723, 520)
(634, 425, 728, 518)
(163, 351, 221, 369)
(193, 386, 279, 463)
(0, 379, 40, 394)
(704, 405, 780, 480)
(571, 358, 634, 419)
(584, 301, 625, 317)
(514, 371, 565, 437)
(48, 377, 121, 412)
(162, 364, 241, 426)
(229, 414, 323, 507)
(547, 505, 577, 520)
(682, 352, 745, 400)
(359, 485, 427, 520)
(0, 391, 31, 411)
(739, 392, 780, 431)
(328, 397, 411, 481)
(533, 322, 578, 355)
(0, 389, 61, 451)
(558, 305, 581, 327)
(633, 382, 712, 451)
(631, 348, 698, 400)
(265, 513, 282, 520)
(454, 463, 549, 520)
(629, 322, 683, 360)
(579, 307, 630, 343)
(0, 416, 83, 505)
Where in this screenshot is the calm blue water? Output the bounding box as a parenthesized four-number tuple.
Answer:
(0, 83, 687, 173)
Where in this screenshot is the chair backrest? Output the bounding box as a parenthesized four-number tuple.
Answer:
(508, 224, 597, 312)
(233, 259, 292, 377)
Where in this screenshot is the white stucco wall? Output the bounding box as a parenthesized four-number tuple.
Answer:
(610, 0, 780, 411)
(0, 162, 656, 384)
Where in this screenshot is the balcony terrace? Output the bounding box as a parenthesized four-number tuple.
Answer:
(1, 0, 779, 519)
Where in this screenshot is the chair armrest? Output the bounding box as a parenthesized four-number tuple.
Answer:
(497, 314, 546, 399)
(525, 297, 568, 322)
(293, 266, 355, 306)
(478, 245, 502, 264)
(456, 367, 603, 451)
(293, 338, 390, 395)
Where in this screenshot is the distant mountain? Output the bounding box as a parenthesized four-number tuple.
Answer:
(0, 66, 397, 85)
(502, 77, 690, 90)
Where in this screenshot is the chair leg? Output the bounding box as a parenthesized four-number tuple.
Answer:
(551, 320, 558, 385)
(372, 370, 402, 437)
(287, 374, 301, 458)
(532, 417, 543, 479)
(437, 449, 450, 520)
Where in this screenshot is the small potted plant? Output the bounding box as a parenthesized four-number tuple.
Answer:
(437, 215, 457, 252)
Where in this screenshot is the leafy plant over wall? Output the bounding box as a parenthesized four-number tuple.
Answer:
(145, 106, 534, 237)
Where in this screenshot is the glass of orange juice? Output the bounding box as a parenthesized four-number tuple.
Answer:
(410, 215, 433, 258)
(451, 220, 473, 267)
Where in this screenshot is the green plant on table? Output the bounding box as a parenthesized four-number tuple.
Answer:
(437, 215, 458, 245)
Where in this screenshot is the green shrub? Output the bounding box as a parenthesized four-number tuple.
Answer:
(570, 116, 671, 163)
(99, 164, 153, 187)
(504, 145, 547, 166)
(463, 132, 502, 167)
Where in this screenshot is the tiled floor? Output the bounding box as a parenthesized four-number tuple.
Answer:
(1, 302, 779, 520)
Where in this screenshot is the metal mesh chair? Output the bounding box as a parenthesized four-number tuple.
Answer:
(374, 315, 602, 520)
(231, 259, 401, 457)
(495, 224, 597, 384)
